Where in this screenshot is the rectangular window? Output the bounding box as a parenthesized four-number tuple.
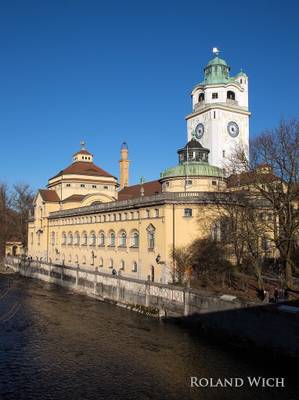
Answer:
(212, 93, 218, 99)
(212, 180, 217, 186)
(146, 209, 150, 218)
(104, 186, 108, 189)
(222, 150, 225, 158)
(186, 180, 192, 186)
(213, 111, 216, 119)
(184, 208, 192, 217)
(155, 208, 159, 217)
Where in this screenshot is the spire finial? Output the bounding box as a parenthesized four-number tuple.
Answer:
(212, 47, 220, 57)
(80, 140, 86, 150)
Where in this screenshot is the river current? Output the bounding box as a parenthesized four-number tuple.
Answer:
(0, 275, 296, 400)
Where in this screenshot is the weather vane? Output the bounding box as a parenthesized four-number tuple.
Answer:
(80, 140, 86, 150)
(212, 47, 220, 56)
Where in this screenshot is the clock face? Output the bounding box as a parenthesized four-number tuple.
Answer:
(227, 121, 239, 138)
(193, 123, 204, 140)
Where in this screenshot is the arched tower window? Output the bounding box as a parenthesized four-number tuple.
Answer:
(227, 90, 235, 100)
(198, 92, 205, 103)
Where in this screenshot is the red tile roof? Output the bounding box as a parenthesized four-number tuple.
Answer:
(227, 171, 278, 188)
(50, 161, 114, 180)
(39, 189, 60, 202)
(73, 149, 92, 156)
(62, 194, 87, 203)
(118, 180, 162, 200)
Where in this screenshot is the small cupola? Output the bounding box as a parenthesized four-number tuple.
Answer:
(72, 141, 93, 163)
(177, 138, 210, 164)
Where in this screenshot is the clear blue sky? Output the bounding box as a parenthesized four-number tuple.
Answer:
(1, 0, 298, 190)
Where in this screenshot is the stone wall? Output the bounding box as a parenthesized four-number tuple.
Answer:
(5, 256, 251, 317)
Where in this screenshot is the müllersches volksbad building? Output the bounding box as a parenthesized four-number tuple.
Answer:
(28, 50, 251, 283)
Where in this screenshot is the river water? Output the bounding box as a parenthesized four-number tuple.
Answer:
(0, 275, 296, 400)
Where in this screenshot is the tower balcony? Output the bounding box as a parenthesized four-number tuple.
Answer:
(193, 98, 239, 112)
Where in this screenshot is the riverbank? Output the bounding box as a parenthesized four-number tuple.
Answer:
(1, 275, 297, 400)
(5, 256, 299, 360)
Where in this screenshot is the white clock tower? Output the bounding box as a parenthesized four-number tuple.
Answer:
(186, 49, 250, 169)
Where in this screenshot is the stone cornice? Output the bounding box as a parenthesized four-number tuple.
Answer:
(185, 103, 251, 120)
(48, 192, 233, 219)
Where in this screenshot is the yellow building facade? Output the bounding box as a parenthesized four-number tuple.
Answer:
(27, 137, 231, 283)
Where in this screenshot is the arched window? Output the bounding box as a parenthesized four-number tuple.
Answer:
(62, 232, 67, 245)
(99, 257, 103, 268)
(82, 255, 86, 265)
(82, 232, 88, 245)
(147, 224, 155, 250)
(51, 232, 55, 246)
(109, 258, 114, 268)
(68, 232, 73, 245)
(89, 231, 96, 246)
(131, 230, 139, 247)
(198, 92, 205, 103)
(109, 231, 115, 247)
(119, 231, 127, 247)
(74, 232, 80, 246)
(98, 231, 105, 246)
(120, 260, 125, 270)
(227, 90, 235, 100)
(132, 261, 138, 272)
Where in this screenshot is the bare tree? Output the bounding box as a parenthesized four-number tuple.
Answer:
(0, 183, 13, 259)
(11, 183, 34, 250)
(231, 119, 299, 287)
(171, 246, 191, 285)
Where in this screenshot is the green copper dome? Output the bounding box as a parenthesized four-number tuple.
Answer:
(206, 56, 228, 67)
(203, 55, 231, 85)
(235, 69, 247, 78)
(160, 162, 224, 179)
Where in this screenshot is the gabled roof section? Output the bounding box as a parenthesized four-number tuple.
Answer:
(39, 189, 60, 202)
(49, 161, 115, 180)
(118, 180, 162, 200)
(62, 194, 87, 203)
